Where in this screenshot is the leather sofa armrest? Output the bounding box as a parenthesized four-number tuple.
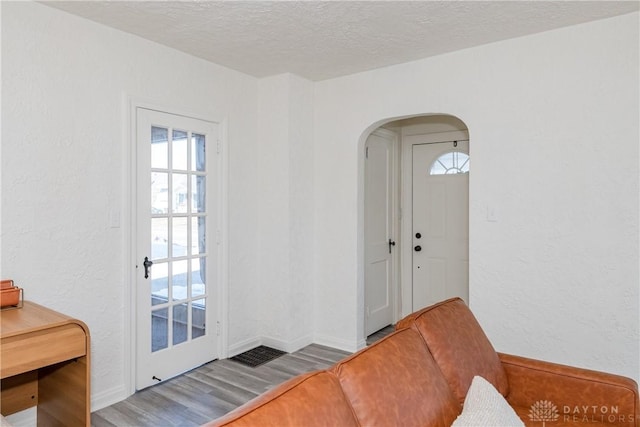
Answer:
(498, 353, 639, 426)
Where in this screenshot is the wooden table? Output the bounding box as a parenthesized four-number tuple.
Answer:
(1, 301, 90, 426)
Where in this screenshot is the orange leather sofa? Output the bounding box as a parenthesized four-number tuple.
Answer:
(204, 298, 639, 427)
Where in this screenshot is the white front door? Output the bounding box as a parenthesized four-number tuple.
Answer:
(364, 129, 396, 336)
(412, 140, 469, 310)
(136, 108, 219, 390)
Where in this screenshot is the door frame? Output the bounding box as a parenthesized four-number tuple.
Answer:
(123, 96, 229, 396)
(399, 127, 469, 318)
(364, 128, 400, 336)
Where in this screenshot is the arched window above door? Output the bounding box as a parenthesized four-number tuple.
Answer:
(430, 151, 469, 175)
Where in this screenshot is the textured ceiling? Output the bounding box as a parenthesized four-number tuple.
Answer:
(44, 1, 639, 81)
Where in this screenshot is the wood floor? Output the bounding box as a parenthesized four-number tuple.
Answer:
(91, 325, 394, 427)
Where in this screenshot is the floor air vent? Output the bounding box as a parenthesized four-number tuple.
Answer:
(230, 346, 287, 367)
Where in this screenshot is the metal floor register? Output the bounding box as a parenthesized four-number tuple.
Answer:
(230, 345, 287, 367)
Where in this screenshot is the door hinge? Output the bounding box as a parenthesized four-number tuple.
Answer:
(216, 140, 221, 154)
(216, 321, 221, 336)
(365, 146, 369, 159)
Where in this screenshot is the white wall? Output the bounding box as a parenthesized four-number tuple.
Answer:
(256, 73, 314, 354)
(257, 75, 292, 352)
(313, 12, 639, 381)
(1, 1, 260, 408)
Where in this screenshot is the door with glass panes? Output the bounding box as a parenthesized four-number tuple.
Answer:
(136, 108, 219, 390)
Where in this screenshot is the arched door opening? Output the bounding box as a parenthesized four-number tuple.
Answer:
(362, 114, 470, 340)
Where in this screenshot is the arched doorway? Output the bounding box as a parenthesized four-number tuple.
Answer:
(363, 114, 470, 338)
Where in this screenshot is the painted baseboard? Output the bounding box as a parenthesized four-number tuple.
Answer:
(313, 334, 363, 353)
(261, 334, 313, 354)
(227, 336, 262, 358)
(287, 334, 314, 353)
(91, 384, 130, 412)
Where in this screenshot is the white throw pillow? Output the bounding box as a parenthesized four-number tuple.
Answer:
(451, 376, 524, 427)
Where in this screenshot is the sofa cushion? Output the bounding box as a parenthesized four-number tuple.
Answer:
(451, 376, 524, 427)
(203, 371, 359, 427)
(396, 297, 509, 404)
(331, 328, 461, 427)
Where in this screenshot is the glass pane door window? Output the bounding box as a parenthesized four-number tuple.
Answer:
(150, 127, 208, 351)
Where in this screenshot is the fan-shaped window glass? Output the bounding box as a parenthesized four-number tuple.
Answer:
(430, 151, 469, 175)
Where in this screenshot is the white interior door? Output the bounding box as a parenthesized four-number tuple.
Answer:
(412, 141, 469, 310)
(136, 108, 219, 390)
(364, 130, 396, 336)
